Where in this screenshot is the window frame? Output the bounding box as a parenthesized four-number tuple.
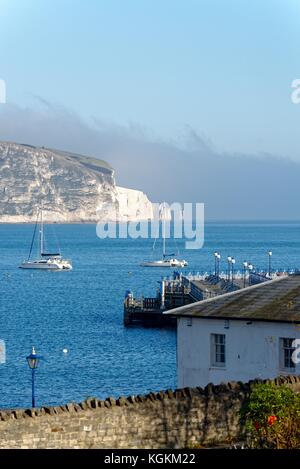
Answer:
(279, 337, 296, 371)
(211, 333, 226, 368)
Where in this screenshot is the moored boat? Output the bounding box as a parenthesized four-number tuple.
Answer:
(140, 202, 188, 268)
(141, 258, 188, 268)
(19, 208, 72, 270)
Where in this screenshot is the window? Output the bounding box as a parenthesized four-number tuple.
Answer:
(211, 334, 226, 367)
(280, 338, 296, 370)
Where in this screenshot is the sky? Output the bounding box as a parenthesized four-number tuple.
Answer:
(0, 0, 300, 219)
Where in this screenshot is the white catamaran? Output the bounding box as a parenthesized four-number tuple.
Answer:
(19, 209, 72, 270)
(140, 203, 188, 268)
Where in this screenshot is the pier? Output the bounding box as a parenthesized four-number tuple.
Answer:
(124, 268, 293, 328)
(123, 278, 192, 328)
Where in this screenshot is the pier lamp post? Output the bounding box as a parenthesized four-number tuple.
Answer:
(216, 253, 221, 278)
(214, 252, 218, 277)
(268, 251, 273, 278)
(227, 256, 232, 282)
(248, 264, 253, 286)
(231, 258, 236, 286)
(26, 347, 43, 408)
(243, 261, 248, 288)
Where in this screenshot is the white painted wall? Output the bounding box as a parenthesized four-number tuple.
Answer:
(177, 317, 300, 388)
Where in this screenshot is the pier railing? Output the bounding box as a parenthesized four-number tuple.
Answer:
(143, 297, 160, 310)
(124, 268, 299, 328)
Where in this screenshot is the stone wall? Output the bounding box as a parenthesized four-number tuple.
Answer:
(0, 375, 299, 449)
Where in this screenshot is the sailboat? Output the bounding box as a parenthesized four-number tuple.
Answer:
(140, 203, 188, 268)
(19, 209, 72, 270)
(140, 257, 188, 268)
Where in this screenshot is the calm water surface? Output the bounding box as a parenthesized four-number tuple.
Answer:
(0, 222, 300, 408)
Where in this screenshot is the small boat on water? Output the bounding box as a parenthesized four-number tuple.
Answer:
(140, 202, 188, 268)
(19, 208, 72, 270)
(141, 258, 188, 268)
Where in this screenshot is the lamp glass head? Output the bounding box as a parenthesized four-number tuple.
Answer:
(26, 347, 40, 370)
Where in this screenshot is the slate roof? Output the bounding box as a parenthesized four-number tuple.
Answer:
(165, 275, 300, 323)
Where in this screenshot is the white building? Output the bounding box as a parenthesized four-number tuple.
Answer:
(166, 275, 300, 388)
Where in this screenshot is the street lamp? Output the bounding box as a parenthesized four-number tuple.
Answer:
(231, 258, 236, 286)
(227, 256, 232, 282)
(248, 264, 253, 285)
(214, 252, 221, 277)
(268, 251, 273, 277)
(26, 347, 43, 408)
(214, 252, 218, 277)
(243, 261, 248, 288)
(216, 253, 221, 277)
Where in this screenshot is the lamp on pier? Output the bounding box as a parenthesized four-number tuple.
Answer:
(243, 261, 248, 288)
(231, 258, 236, 285)
(217, 253, 221, 277)
(268, 251, 273, 278)
(214, 252, 218, 276)
(248, 264, 254, 286)
(227, 256, 232, 282)
(214, 252, 221, 277)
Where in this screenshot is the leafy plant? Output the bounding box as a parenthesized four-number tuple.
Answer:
(241, 383, 300, 449)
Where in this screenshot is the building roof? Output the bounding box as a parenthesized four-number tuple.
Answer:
(165, 274, 300, 323)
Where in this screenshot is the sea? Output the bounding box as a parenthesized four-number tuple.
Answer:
(0, 221, 300, 409)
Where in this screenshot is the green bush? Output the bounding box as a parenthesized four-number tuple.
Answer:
(241, 383, 300, 449)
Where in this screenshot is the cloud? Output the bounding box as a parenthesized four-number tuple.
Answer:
(0, 102, 299, 220)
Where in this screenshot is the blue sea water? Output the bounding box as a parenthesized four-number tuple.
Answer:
(0, 221, 300, 409)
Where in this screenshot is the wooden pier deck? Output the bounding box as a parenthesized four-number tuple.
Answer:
(123, 270, 279, 328)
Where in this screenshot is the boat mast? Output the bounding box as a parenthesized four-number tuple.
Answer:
(162, 203, 166, 258)
(40, 208, 44, 256)
(28, 213, 39, 261)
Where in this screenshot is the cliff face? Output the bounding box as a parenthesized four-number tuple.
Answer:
(0, 142, 153, 222)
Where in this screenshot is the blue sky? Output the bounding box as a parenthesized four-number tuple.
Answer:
(0, 0, 300, 159)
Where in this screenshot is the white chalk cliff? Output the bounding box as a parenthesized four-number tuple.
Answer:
(0, 142, 153, 222)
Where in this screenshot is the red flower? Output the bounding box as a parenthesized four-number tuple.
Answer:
(268, 415, 277, 426)
(254, 421, 260, 430)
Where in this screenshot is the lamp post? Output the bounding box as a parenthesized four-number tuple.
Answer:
(216, 253, 221, 278)
(26, 347, 43, 408)
(268, 251, 273, 278)
(214, 252, 221, 277)
(227, 256, 232, 282)
(231, 258, 236, 286)
(243, 261, 248, 288)
(214, 252, 218, 277)
(248, 264, 253, 285)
